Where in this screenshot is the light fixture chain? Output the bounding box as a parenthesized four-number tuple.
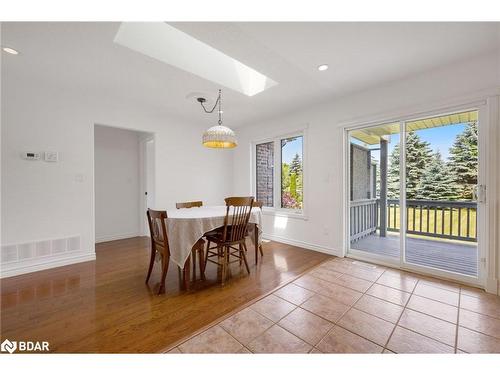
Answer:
(218, 89, 222, 125)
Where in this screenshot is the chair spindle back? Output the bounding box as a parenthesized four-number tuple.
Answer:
(146, 209, 170, 252)
(222, 197, 254, 242)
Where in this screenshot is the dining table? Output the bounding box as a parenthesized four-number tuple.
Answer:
(165, 205, 263, 269)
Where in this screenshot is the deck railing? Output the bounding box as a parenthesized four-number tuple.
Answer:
(351, 198, 477, 243)
(350, 198, 378, 241)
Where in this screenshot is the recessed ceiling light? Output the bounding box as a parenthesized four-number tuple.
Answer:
(2, 47, 19, 55)
(318, 64, 329, 71)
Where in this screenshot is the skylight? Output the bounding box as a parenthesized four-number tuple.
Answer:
(114, 23, 278, 97)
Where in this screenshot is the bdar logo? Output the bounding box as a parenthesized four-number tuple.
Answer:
(0, 339, 49, 353)
(1, 339, 17, 354)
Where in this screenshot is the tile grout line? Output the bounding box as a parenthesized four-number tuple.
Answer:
(454, 307, 500, 340)
(175, 258, 495, 353)
(358, 276, 466, 327)
(335, 263, 409, 350)
(217, 292, 312, 353)
(298, 261, 495, 351)
(221, 288, 317, 353)
(180, 260, 348, 354)
(216, 310, 263, 354)
(455, 288, 462, 353)
(299, 261, 489, 352)
(352, 267, 493, 348)
(381, 274, 420, 352)
(313, 262, 388, 352)
(243, 307, 311, 353)
(411, 286, 461, 307)
(164, 254, 335, 352)
(256, 290, 356, 350)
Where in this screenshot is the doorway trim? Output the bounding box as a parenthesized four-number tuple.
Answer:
(139, 134, 156, 236)
(342, 96, 498, 292)
(92, 123, 156, 249)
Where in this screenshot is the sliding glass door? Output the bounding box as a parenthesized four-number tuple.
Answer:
(348, 122, 401, 263)
(348, 109, 483, 283)
(402, 111, 480, 278)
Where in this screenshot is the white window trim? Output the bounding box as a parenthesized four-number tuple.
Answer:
(252, 127, 309, 220)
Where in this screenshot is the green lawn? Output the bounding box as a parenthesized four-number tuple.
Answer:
(385, 206, 476, 239)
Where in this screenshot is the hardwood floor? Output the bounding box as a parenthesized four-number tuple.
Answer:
(0, 237, 331, 353)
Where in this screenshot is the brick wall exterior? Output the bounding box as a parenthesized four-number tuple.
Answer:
(256, 142, 274, 207)
(350, 143, 374, 200)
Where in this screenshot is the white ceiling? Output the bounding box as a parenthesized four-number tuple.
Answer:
(2, 22, 499, 127)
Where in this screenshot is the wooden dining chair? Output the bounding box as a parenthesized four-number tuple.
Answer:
(175, 201, 203, 209)
(146, 209, 205, 294)
(204, 197, 254, 286)
(252, 201, 263, 209)
(175, 201, 206, 281)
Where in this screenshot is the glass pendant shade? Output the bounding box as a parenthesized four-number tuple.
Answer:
(202, 125, 238, 149)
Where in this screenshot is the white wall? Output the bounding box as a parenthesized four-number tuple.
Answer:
(94, 125, 142, 243)
(232, 52, 500, 291)
(1, 72, 234, 277)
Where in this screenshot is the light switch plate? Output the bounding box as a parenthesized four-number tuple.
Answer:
(44, 151, 58, 162)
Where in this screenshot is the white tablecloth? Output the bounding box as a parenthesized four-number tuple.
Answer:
(165, 205, 262, 268)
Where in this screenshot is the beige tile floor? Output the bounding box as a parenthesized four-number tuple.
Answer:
(168, 257, 500, 354)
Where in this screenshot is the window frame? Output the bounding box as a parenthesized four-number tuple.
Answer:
(252, 128, 308, 220)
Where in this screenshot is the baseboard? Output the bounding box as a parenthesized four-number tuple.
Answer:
(95, 233, 141, 243)
(263, 233, 342, 257)
(0, 251, 96, 278)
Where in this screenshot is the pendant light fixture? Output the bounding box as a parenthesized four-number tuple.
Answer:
(199, 89, 237, 149)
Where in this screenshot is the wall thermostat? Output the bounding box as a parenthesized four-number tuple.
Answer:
(22, 152, 41, 160)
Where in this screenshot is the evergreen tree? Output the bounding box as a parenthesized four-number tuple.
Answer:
(387, 132, 432, 199)
(448, 122, 478, 200)
(416, 151, 460, 200)
(387, 143, 400, 198)
(290, 153, 302, 175)
(281, 163, 290, 193)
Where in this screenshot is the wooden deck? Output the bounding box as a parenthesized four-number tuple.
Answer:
(352, 232, 477, 276)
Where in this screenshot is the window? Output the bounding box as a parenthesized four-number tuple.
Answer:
(255, 133, 305, 214)
(281, 136, 303, 209)
(256, 142, 274, 207)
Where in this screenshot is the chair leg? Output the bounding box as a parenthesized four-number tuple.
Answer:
(254, 223, 261, 262)
(183, 256, 191, 291)
(198, 249, 206, 280)
(239, 243, 243, 266)
(158, 254, 169, 295)
(204, 240, 210, 271)
(240, 245, 250, 274)
(259, 245, 264, 257)
(220, 246, 227, 287)
(146, 247, 156, 284)
(192, 249, 197, 280)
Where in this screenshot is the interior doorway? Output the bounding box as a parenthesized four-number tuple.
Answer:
(346, 108, 486, 286)
(94, 124, 154, 243)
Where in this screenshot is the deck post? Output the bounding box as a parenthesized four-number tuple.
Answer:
(379, 137, 388, 237)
